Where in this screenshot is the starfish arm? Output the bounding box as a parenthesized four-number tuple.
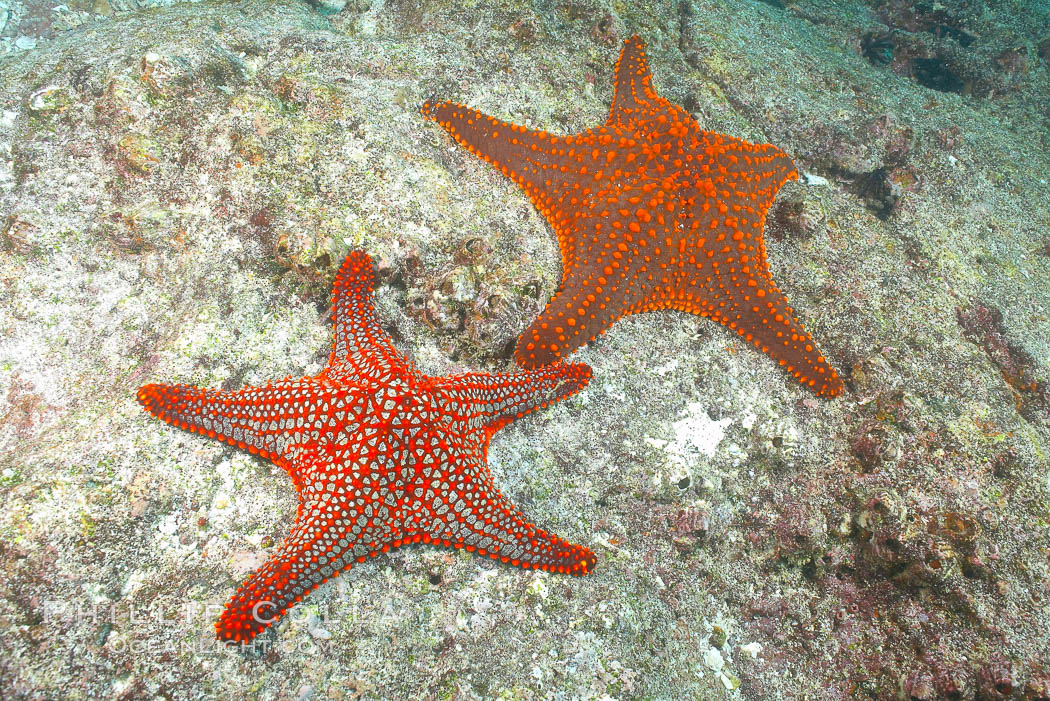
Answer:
(218, 443, 597, 643)
(216, 457, 419, 642)
(419, 454, 597, 576)
(716, 266, 842, 396)
(435, 361, 592, 433)
(137, 382, 289, 464)
(137, 378, 366, 489)
(514, 228, 650, 368)
(329, 251, 414, 376)
(665, 155, 842, 396)
(513, 285, 609, 368)
(215, 521, 331, 643)
(420, 100, 594, 261)
(607, 36, 683, 130)
(695, 131, 798, 207)
(648, 254, 841, 395)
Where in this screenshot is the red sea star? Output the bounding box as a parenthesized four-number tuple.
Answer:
(137, 252, 595, 643)
(422, 36, 843, 397)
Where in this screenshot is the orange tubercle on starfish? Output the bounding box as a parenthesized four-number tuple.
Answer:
(421, 35, 843, 397)
(138, 252, 595, 643)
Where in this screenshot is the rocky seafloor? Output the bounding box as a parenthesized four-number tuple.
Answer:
(2, 0, 1049, 698)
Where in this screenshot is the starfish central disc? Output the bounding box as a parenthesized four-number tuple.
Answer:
(421, 35, 843, 397)
(138, 252, 595, 643)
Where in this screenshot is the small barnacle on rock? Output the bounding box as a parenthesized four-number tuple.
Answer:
(750, 414, 800, 469)
(976, 656, 1020, 700)
(140, 52, 177, 97)
(917, 539, 956, 577)
(422, 288, 462, 334)
(465, 291, 512, 353)
(857, 502, 965, 590)
(773, 496, 828, 567)
(831, 513, 852, 539)
(1025, 665, 1050, 701)
(444, 265, 477, 305)
(930, 660, 973, 699)
(933, 511, 978, 547)
(769, 197, 824, 242)
(960, 551, 987, 580)
(853, 489, 945, 583)
(453, 236, 491, 265)
(817, 546, 851, 577)
(674, 507, 710, 536)
(2, 215, 36, 255)
(855, 490, 906, 531)
(901, 667, 938, 700)
(995, 47, 1028, 79)
(519, 278, 543, 299)
(850, 420, 898, 471)
(865, 531, 904, 569)
(709, 625, 726, 649)
(934, 125, 963, 151)
(851, 432, 882, 471)
(116, 133, 161, 174)
(861, 32, 895, 66)
(27, 85, 73, 114)
(671, 507, 710, 554)
(507, 17, 539, 44)
(854, 167, 904, 220)
(375, 245, 421, 288)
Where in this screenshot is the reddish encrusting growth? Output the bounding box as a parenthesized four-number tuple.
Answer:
(422, 36, 843, 397)
(138, 252, 595, 643)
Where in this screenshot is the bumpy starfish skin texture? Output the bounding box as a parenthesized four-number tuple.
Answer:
(422, 36, 843, 397)
(137, 252, 595, 643)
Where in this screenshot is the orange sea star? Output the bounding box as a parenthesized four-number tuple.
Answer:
(422, 36, 842, 397)
(138, 252, 595, 643)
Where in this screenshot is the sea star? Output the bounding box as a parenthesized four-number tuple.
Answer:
(422, 36, 843, 397)
(137, 252, 595, 643)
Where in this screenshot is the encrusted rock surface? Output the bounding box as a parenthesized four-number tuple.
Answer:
(2, 0, 1048, 697)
